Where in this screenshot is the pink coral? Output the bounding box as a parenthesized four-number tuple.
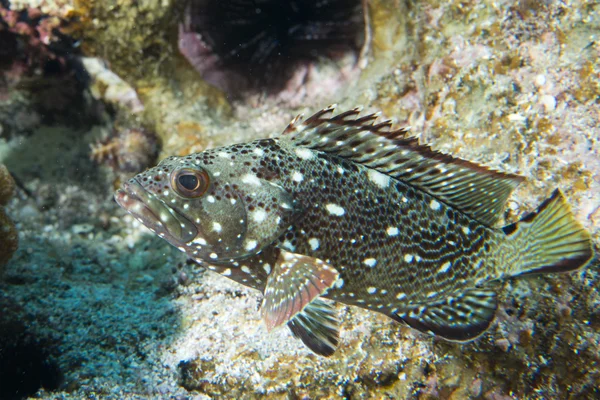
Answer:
(0, 5, 70, 88)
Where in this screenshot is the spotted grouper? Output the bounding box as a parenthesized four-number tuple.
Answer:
(115, 106, 594, 356)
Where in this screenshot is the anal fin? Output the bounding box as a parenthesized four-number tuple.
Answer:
(394, 289, 498, 342)
(287, 298, 339, 357)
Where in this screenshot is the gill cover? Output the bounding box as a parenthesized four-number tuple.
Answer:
(232, 176, 298, 257)
(184, 169, 297, 261)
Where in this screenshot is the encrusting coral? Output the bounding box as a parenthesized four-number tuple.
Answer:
(0, 164, 18, 269)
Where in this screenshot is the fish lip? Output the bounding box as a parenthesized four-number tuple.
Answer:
(114, 181, 163, 230)
(114, 180, 198, 243)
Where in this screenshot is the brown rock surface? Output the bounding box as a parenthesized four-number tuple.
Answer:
(0, 164, 18, 268)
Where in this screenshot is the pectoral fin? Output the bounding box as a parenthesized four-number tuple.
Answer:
(262, 251, 339, 331)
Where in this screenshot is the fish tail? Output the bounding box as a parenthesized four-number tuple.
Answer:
(503, 189, 594, 276)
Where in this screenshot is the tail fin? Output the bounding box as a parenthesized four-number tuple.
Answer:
(503, 189, 594, 276)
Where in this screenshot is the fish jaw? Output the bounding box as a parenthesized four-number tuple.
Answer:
(115, 180, 198, 244)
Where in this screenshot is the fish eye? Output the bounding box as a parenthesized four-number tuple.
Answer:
(171, 168, 210, 198)
(179, 174, 199, 190)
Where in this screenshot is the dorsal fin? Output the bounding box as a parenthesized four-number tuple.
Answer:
(281, 106, 524, 226)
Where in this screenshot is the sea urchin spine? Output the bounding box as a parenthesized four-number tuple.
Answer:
(178, 0, 365, 97)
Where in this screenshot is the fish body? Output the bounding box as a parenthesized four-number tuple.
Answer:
(115, 106, 594, 356)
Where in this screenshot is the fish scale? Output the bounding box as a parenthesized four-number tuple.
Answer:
(274, 152, 493, 308)
(115, 106, 594, 356)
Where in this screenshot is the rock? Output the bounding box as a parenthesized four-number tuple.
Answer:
(0, 164, 17, 269)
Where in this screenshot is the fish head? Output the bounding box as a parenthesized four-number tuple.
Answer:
(115, 150, 297, 263)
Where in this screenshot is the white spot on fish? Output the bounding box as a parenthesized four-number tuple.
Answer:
(241, 266, 251, 274)
(438, 261, 452, 273)
(335, 278, 344, 288)
(183, 203, 189, 210)
(462, 226, 471, 234)
(404, 254, 414, 263)
(337, 167, 345, 174)
(263, 263, 271, 274)
(163, 190, 170, 196)
(209, 253, 218, 259)
(217, 151, 229, 159)
(326, 203, 345, 216)
(282, 240, 295, 251)
(192, 237, 207, 245)
(245, 240, 258, 251)
(430, 199, 441, 211)
(386, 226, 399, 236)
(292, 171, 304, 182)
(295, 147, 314, 160)
(364, 258, 377, 268)
(207, 196, 215, 203)
(308, 238, 320, 251)
(242, 174, 262, 186)
(253, 148, 264, 156)
(223, 268, 232, 276)
(368, 169, 390, 188)
(252, 209, 267, 223)
(212, 222, 222, 232)
(367, 287, 377, 294)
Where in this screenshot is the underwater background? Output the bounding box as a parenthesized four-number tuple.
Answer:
(0, 0, 599, 399)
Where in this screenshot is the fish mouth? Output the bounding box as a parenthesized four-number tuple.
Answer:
(114, 180, 198, 243)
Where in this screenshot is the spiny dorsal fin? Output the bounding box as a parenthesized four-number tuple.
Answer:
(282, 106, 524, 226)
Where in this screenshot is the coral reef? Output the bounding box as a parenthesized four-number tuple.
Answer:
(0, 3, 99, 136)
(4, 0, 368, 156)
(0, 0, 598, 399)
(0, 164, 17, 269)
